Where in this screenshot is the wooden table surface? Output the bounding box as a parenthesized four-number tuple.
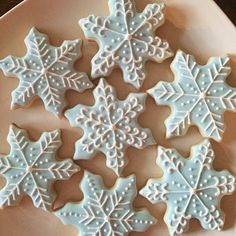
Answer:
(0, 0, 236, 26)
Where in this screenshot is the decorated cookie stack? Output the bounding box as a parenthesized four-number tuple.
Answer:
(0, 0, 235, 236)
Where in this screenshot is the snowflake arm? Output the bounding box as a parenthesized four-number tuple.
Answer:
(79, 15, 112, 40)
(120, 47, 146, 89)
(133, 3, 165, 32)
(108, 0, 136, 16)
(0, 125, 79, 211)
(131, 3, 172, 61)
(90, 47, 117, 78)
(0, 27, 93, 116)
(79, 0, 172, 89)
(140, 140, 235, 235)
(148, 50, 236, 141)
(65, 78, 155, 175)
(55, 171, 157, 235)
(80, 15, 126, 79)
(148, 80, 195, 138)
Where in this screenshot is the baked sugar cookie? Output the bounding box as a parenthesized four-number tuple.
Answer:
(55, 171, 157, 235)
(0, 27, 93, 116)
(65, 78, 155, 175)
(79, 0, 173, 89)
(0, 125, 79, 211)
(140, 140, 235, 235)
(148, 50, 236, 141)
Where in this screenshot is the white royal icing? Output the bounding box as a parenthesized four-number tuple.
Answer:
(148, 50, 236, 141)
(65, 78, 156, 175)
(55, 172, 157, 235)
(79, 0, 173, 89)
(140, 140, 235, 235)
(0, 27, 93, 116)
(0, 125, 79, 211)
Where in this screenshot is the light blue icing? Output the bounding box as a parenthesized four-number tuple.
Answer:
(140, 139, 235, 235)
(79, 0, 173, 89)
(0, 125, 79, 211)
(148, 50, 236, 141)
(0, 27, 93, 117)
(65, 78, 156, 176)
(55, 171, 157, 235)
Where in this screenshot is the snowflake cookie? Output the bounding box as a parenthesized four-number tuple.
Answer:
(0, 27, 93, 116)
(140, 140, 235, 235)
(79, 0, 173, 89)
(65, 78, 155, 175)
(55, 171, 156, 235)
(148, 50, 236, 141)
(0, 125, 79, 211)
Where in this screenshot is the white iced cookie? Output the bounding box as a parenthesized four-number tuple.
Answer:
(0, 27, 93, 116)
(79, 0, 173, 89)
(148, 50, 236, 141)
(140, 140, 235, 235)
(65, 78, 156, 175)
(0, 125, 79, 211)
(55, 171, 157, 235)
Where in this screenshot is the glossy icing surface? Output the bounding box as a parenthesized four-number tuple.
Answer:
(148, 50, 236, 141)
(65, 78, 155, 175)
(0, 125, 79, 211)
(79, 0, 173, 89)
(0, 27, 93, 116)
(55, 171, 157, 235)
(140, 140, 235, 235)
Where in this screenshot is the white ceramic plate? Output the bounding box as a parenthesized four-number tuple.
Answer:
(0, 0, 235, 235)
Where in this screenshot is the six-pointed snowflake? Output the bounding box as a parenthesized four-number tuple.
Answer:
(140, 140, 235, 235)
(0, 27, 93, 116)
(148, 50, 236, 141)
(79, 0, 173, 89)
(65, 78, 155, 175)
(0, 125, 79, 211)
(55, 171, 156, 235)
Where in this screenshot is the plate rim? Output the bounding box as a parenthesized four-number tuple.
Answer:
(0, 0, 235, 33)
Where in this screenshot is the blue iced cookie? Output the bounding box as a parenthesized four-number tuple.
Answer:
(0, 27, 93, 116)
(148, 50, 236, 141)
(55, 171, 157, 235)
(140, 140, 235, 235)
(79, 0, 173, 89)
(0, 125, 79, 211)
(65, 78, 155, 175)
